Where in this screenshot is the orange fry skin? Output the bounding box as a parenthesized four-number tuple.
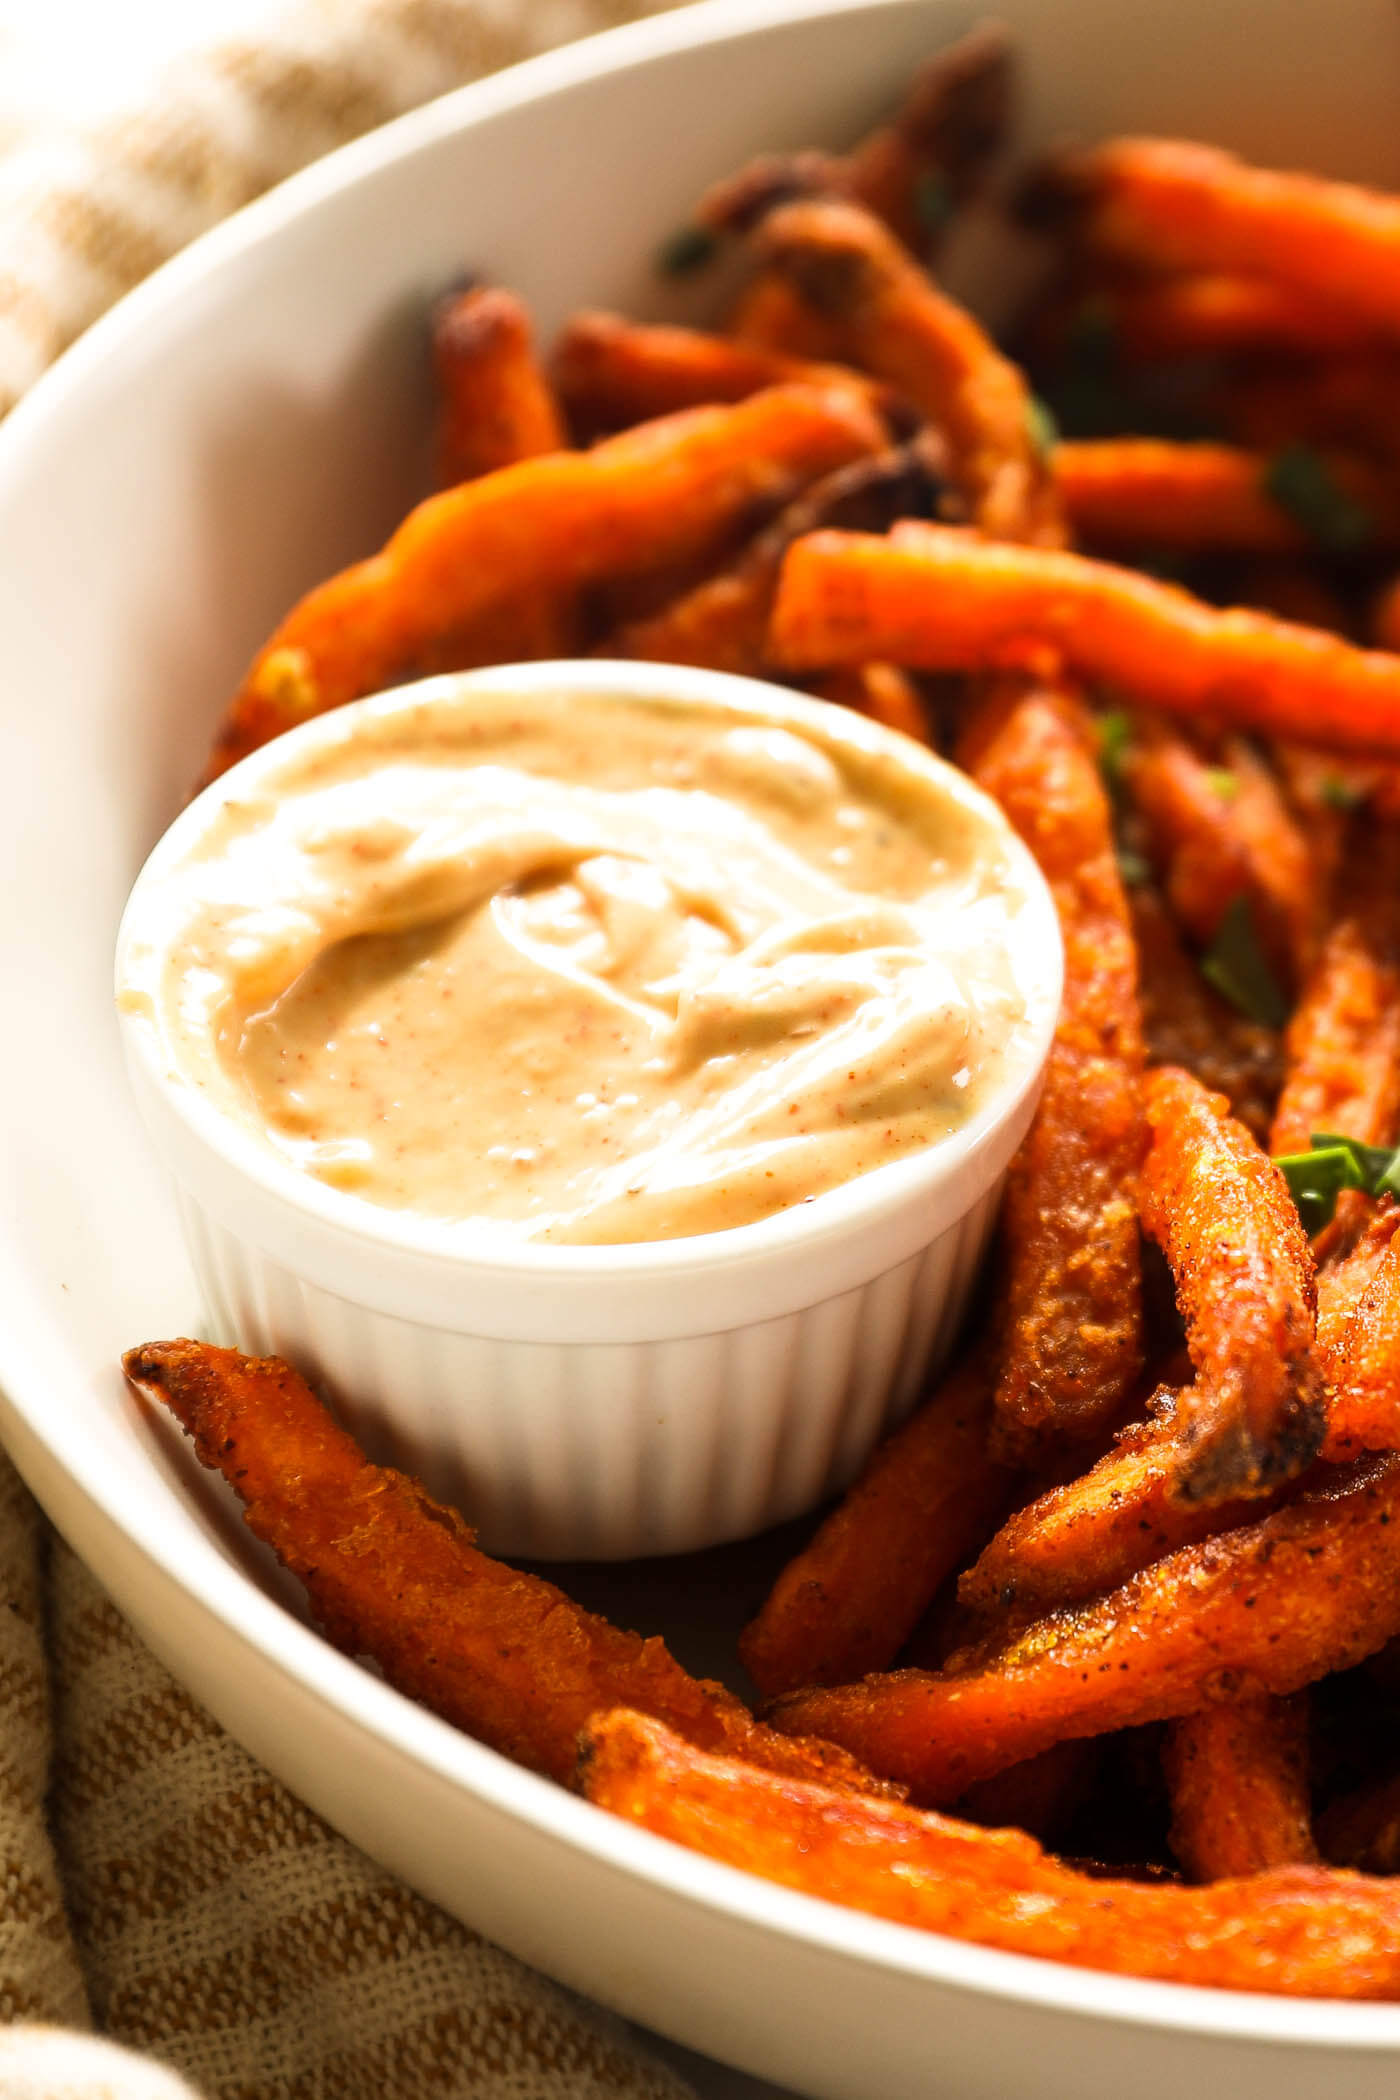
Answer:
(122, 1342, 889, 1799)
(739, 1349, 1013, 1699)
(768, 522, 1400, 760)
(959, 687, 1147, 1462)
(1319, 1218, 1400, 1463)
(1125, 726, 1319, 991)
(1269, 822, 1400, 1157)
(581, 1710, 1400, 2000)
(1019, 138, 1400, 338)
(1141, 1066, 1324, 1500)
(954, 1399, 1272, 1632)
(1164, 1694, 1318, 1883)
(431, 284, 568, 486)
(768, 1454, 1400, 1804)
(1130, 885, 1282, 1141)
(1055, 439, 1400, 555)
(1064, 274, 1379, 364)
(205, 384, 885, 779)
(807, 663, 931, 745)
(697, 21, 1013, 254)
(549, 312, 887, 437)
(751, 200, 1061, 543)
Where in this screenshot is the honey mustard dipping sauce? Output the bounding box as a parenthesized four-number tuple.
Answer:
(117, 674, 1048, 1246)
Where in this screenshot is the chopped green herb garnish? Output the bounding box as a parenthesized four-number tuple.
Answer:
(656, 224, 718, 277)
(1025, 395, 1060, 465)
(1272, 1130, 1400, 1231)
(1097, 709, 1134, 794)
(1116, 845, 1153, 888)
(1312, 1132, 1400, 1204)
(1263, 444, 1373, 554)
(1199, 897, 1289, 1030)
(1320, 774, 1364, 812)
(1205, 766, 1240, 803)
(913, 171, 952, 239)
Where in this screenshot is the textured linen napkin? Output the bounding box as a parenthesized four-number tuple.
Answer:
(0, 1, 718, 2093)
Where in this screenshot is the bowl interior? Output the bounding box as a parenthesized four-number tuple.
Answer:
(4, 0, 1400, 2093)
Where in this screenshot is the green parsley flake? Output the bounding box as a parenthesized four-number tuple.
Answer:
(1320, 775, 1364, 813)
(1272, 1131, 1400, 1232)
(1025, 395, 1060, 465)
(914, 171, 952, 239)
(1204, 766, 1240, 803)
(1199, 897, 1289, 1030)
(656, 224, 718, 277)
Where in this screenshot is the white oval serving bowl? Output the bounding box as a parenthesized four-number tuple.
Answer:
(116, 658, 1060, 1558)
(4, 0, 1400, 2095)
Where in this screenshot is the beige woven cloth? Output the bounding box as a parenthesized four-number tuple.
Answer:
(0, 0, 727, 2092)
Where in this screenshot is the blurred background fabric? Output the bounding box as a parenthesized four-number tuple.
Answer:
(0, 0, 798, 2094)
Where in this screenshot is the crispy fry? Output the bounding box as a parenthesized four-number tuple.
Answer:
(581, 1709, 1400, 1998)
(959, 686, 1147, 1461)
(768, 1454, 1400, 1802)
(1125, 725, 1319, 991)
(431, 284, 568, 486)
(1269, 821, 1400, 1157)
(768, 522, 1400, 759)
(697, 21, 1012, 253)
(955, 1739, 1100, 1845)
(807, 663, 931, 745)
(738, 1348, 1012, 1699)
(122, 1341, 890, 1797)
(751, 200, 1062, 542)
(1018, 139, 1400, 337)
(954, 1398, 1273, 1630)
(1164, 1694, 1318, 1882)
(1141, 1066, 1324, 1499)
(1130, 885, 1282, 1141)
(612, 438, 947, 674)
(726, 272, 847, 359)
(1212, 354, 1400, 465)
(1056, 274, 1378, 365)
(203, 385, 885, 779)
(1055, 439, 1400, 554)
(549, 312, 887, 438)
(1319, 1215, 1400, 1462)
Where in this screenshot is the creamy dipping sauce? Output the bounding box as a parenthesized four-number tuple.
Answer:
(118, 682, 1041, 1244)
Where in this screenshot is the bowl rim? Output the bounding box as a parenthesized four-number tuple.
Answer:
(115, 657, 1063, 1287)
(3, 0, 1399, 2053)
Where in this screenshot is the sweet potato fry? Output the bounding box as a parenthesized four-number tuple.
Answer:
(954, 1397, 1273, 1631)
(959, 686, 1147, 1461)
(768, 1454, 1400, 1802)
(581, 1709, 1400, 1998)
(738, 1348, 1013, 1699)
(1055, 274, 1378, 365)
(431, 284, 568, 485)
(1141, 1065, 1324, 1499)
(203, 385, 885, 779)
(1319, 1217, 1400, 1463)
(1055, 439, 1400, 555)
(1269, 821, 1400, 1156)
(612, 437, 947, 675)
(696, 20, 1012, 254)
(806, 663, 931, 745)
(1018, 139, 1400, 337)
(1125, 724, 1320, 991)
(549, 312, 887, 438)
(1164, 1694, 1318, 1882)
(1211, 354, 1400, 465)
(1130, 885, 1282, 1141)
(768, 523, 1400, 759)
(726, 272, 846, 359)
(122, 1341, 889, 1797)
(750, 200, 1062, 543)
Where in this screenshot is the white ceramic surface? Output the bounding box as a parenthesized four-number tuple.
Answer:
(3, 0, 1400, 2095)
(116, 661, 1059, 1557)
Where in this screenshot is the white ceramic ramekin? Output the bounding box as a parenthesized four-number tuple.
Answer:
(115, 658, 1061, 1558)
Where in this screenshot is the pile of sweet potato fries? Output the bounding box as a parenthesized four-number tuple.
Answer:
(128, 26, 1400, 1999)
